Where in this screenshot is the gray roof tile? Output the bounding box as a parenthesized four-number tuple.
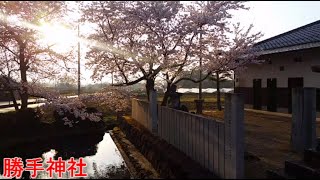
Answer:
(253, 20, 320, 51)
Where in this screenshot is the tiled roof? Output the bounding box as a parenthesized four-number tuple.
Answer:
(253, 20, 320, 52)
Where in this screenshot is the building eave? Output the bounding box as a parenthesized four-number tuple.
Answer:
(256, 41, 320, 56)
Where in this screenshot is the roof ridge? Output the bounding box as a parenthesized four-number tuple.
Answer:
(255, 19, 320, 46)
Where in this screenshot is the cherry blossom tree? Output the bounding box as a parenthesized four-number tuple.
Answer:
(160, 23, 262, 106)
(82, 1, 262, 105)
(80, 86, 132, 113)
(157, 3, 261, 106)
(208, 71, 233, 111)
(36, 86, 132, 127)
(0, 1, 76, 111)
(82, 1, 193, 99)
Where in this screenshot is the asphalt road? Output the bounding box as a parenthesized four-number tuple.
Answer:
(0, 95, 78, 113)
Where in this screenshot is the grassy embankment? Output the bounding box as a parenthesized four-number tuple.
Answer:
(0, 101, 119, 150)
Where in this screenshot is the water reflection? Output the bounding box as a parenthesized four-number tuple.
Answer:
(0, 133, 131, 179)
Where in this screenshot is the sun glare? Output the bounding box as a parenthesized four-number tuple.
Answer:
(38, 23, 78, 53)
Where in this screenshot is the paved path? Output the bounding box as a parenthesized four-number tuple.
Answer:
(0, 103, 45, 113)
(0, 98, 45, 106)
(0, 95, 78, 113)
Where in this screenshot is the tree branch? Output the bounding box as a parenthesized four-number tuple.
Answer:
(112, 75, 145, 86)
(0, 43, 18, 57)
(173, 71, 211, 84)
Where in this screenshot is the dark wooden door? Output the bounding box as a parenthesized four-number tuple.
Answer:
(267, 78, 277, 112)
(253, 79, 262, 110)
(288, 77, 304, 113)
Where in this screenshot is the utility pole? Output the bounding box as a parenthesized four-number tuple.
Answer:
(199, 28, 203, 100)
(195, 27, 204, 114)
(111, 71, 114, 85)
(233, 71, 236, 91)
(77, 24, 80, 96)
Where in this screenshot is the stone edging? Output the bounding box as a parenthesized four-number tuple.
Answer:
(110, 128, 160, 179)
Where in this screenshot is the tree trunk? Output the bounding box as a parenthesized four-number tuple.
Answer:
(216, 73, 222, 111)
(161, 83, 171, 106)
(145, 78, 155, 101)
(19, 43, 28, 110)
(20, 72, 28, 110)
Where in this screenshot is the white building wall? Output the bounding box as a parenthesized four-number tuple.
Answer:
(236, 48, 320, 88)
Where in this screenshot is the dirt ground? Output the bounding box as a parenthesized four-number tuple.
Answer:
(203, 110, 320, 175)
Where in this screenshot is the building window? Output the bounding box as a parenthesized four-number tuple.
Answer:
(236, 78, 239, 82)
(280, 66, 284, 71)
(294, 57, 302, 62)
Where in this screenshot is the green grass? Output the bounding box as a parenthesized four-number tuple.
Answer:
(173, 93, 223, 103)
(103, 115, 117, 122)
(139, 93, 225, 111)
(102, 115, 120, 128)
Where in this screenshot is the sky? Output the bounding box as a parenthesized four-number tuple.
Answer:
(77, 1, 320, 85)
(233, 1, 320, 41)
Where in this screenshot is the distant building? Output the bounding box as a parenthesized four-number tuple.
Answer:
(0, 75, 20, 101)
(235, 20, 320, 112)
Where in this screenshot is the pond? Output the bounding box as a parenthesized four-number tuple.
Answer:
(0, 132, 131, 179)
(177, 88, 233, 93)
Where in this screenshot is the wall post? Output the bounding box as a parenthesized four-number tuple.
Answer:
(224, 93, 244, 179)
(149, 89, 158, 134)
(291, 87, 317, 153)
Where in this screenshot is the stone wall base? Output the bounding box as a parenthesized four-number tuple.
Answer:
(117, 116, 217, 179)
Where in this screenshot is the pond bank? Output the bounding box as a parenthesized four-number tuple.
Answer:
(0, 125, 109, 151)
(0, 115, 118, 151)
(0, 132, 131, 179)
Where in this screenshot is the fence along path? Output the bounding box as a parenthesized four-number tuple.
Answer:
(131, 93, 244, 179)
